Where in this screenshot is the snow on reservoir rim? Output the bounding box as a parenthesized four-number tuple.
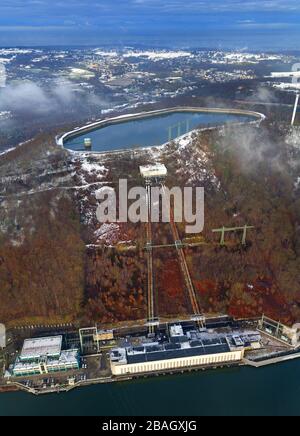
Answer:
(58, 107, 265, 153)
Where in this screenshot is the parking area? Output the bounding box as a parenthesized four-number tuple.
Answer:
(6, 352, 112, 393)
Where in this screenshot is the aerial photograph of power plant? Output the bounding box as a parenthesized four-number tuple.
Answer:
(1, 0, 300, 421)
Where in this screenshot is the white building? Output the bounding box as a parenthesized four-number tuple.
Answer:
(20, 336, 62, 361)
(140, 164, 167, 179)
(109, 328, 254, 376)
(13, 350, 80, 377)
(13, 336, 79, 377)
(111, 346, 244, 376)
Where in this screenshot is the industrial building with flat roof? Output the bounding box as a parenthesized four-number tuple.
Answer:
(140, 164, 167, 179)
(13, 335, 80, 377)
(110, 324, 261, 376)
(20, 336, 63, 361)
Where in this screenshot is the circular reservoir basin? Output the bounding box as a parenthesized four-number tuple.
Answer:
(62, 108, 262, 153)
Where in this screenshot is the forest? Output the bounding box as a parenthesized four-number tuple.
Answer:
(0, 115, 300, 327)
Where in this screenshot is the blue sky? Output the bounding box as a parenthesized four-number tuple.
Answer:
(1, 0, 300, 49)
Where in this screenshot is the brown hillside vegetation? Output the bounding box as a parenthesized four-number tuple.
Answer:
(184, 124, 300, 324)
(0, 121, 300, 326)
(0, 190, 85, 325)
(83, 247, 147, 324)
(136, 123, 299, 324)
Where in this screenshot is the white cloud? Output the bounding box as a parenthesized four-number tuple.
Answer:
(0, 80, 77, 114)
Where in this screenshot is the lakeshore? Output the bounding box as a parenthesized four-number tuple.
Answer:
(2, 341, 300, 397)
(2, 359, 300, 416)
(58, 106, 264, 152)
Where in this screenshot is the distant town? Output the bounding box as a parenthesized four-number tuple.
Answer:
(0, 47, 299, 151)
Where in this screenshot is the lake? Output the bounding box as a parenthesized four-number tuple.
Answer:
(1, 360, 300, 416)
(64, 110, 255, 152)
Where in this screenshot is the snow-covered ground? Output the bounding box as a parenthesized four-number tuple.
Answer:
(270, 71, 300, 78)
(0, 48, 35, 55)
(73, 155, 109, 185)
(81, 160, 107, 176)
(271, 82, 300, 91)
(286, 127, 300, 149)
(94, 223, 120, 245)
(94, 50, 118, 57)
(0, 111, 11, 120)
(169, 130, 221, 188)
(123, 50, 192, 61)
(212, 51, 283, 65)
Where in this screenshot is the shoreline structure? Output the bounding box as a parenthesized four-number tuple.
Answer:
(3, 314, 300, 396)
(57, 106, 265, 151)
(4, 348, 300, 396)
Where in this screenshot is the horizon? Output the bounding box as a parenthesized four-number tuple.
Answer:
(1, 0, 300, 50)
(1, 44, 300, 52)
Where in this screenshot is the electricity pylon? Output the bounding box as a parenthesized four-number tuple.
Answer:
(167, 119, 191, 141)
(212, 225, 255, 246)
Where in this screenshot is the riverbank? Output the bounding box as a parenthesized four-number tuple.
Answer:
(2, 346, 300, 397)
(2, 359, 300, 416)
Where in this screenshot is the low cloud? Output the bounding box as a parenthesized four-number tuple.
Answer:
(0, 80, 107, 116)
(246, 86, 278, 104)
(219, 123, 285, 174)
(0, 81, 53, 114)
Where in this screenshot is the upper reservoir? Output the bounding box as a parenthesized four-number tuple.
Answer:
(62, 108, 261, 153)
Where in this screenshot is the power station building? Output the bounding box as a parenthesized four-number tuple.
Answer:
(139, 164, 167, 179)
(110, 325, 261, 376)
(12, 336, 80, 377)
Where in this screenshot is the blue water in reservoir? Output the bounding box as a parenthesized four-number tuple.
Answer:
(64, 111, 254, 152)
(1, 360, 300, 416)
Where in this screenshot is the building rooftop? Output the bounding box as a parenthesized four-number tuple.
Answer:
(13, 349, 79, 374)
(170, 324, 184, 338)
(127, 341, 230, 365)
(139, 164, 167, 178)
(47, 349, 79, 367)
(20, 336, 63, 361)
(110, 326, 262, 366)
